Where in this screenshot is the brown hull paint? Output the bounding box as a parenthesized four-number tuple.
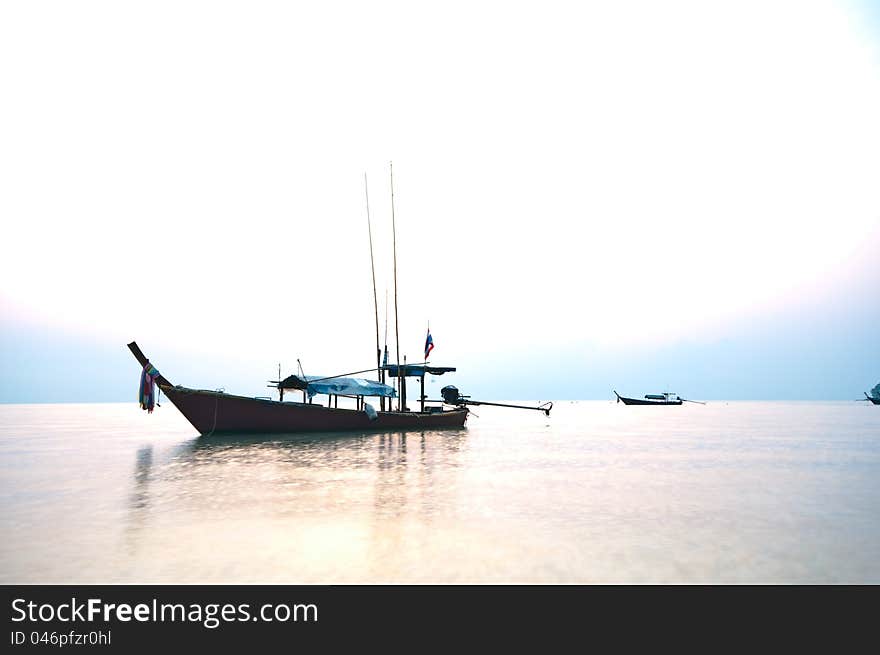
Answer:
(162, 385, 468, 435)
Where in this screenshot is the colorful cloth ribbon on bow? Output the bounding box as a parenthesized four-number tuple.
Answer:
(139, 363, 161, 413)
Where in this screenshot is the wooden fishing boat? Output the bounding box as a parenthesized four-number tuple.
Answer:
(613, 391, 703, 406)
(129, 166, 550, 436)
(128, 342, 468, 435)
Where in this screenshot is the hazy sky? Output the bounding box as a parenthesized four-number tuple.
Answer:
(1, 0, 879, 402)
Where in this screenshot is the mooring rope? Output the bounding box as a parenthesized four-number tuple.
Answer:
(203, 395, 220, 438)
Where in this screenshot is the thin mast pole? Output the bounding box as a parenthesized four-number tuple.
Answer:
(383, 288, 389, 388)
(390, 161, 402, 411)
(364, 172, 383, 411)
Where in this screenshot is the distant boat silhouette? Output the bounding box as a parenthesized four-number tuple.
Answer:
(860, 383, 880, 405)
(613, 391, 705, 406)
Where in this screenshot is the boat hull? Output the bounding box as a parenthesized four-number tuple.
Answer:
(162, 384, 469, 435)
(616, 395, 682, 406)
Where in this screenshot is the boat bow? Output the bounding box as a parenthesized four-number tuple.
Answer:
(127, 341, 173, 388)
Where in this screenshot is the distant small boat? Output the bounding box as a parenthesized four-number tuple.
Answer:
(613, 391, 705, 406)
(856, 382, 880, 404)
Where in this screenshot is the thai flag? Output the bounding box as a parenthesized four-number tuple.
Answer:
(424, 329, 434, 360)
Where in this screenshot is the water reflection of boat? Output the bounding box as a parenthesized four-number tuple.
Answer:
(174, 427, 465, 463)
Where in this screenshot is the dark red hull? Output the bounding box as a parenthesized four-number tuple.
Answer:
(161, 385, 469, 435)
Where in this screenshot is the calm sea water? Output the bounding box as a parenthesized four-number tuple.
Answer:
(0, 401, 878, 583)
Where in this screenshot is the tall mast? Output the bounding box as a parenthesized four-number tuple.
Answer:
(364, 173, 383, 410)
(384, 287, 389, 382)
(390, 162, 402, 410)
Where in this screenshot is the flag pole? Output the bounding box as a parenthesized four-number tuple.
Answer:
(422, 320, 430, 412)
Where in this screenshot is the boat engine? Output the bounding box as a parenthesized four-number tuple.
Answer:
(441, 385, 468, 405)
(439, 384, 552, 415)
